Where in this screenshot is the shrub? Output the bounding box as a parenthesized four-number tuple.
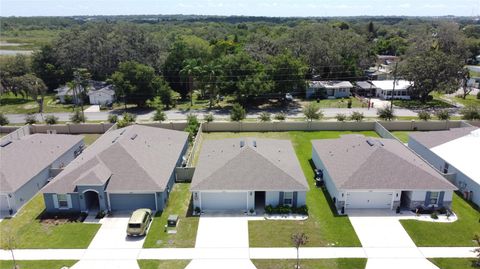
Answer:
(70, 110, 86, 123)
(417, 110, 431, 121)
(258, 112, 271, 122)
(45, 115, 59, 125)
(350, 111, 364, 122)
(460, 105, 480, 120)
(347, 99, 353, 109)
(230, 103, 246, 122)
(304, 102, 323, 121)
(292, 205, 309, 215)
(194, 207, 201, 214)
(25, 114, 37, 125)
(435, 109, 451, 121)
(117, 112, 136, 128)
(377, 106, 395, 121)
(477, 91, 480, 99)
(107, 114, 118, 123)
(335, 113, 347, 122)
(0, 113, 9, 126)
(430, 211, 439, 219)
(185, 113, 200, 141)
(265, 205, 273, 214)
(274, 112, 286, 121)
(152, 109, 167, 122)
(203, 113, 214, 123)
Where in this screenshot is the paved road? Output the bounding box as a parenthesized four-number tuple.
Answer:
(4, 107, 419, 124)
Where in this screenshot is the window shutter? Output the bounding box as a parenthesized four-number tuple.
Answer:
(279, 192, 284, 206)
(293, 192, 298, 208)
(53, 194, 59, 209)
(438, 191, 445, 206)
(67, 194, 72, 208)
(424, 192, 431, 207)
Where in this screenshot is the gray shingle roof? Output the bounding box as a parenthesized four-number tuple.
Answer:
(312, 135, 457, 190)
(0, 134, 84, 193)
(191, 138, 309, 191)
(409, 127, 478, 149)
(43, 125, 189, 194)
(355, 81, 376, 90)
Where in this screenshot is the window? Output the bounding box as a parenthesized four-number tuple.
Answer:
(284, 192, 293, 206)
(57, 194, 68, 208)
(430, 192, 439, 205)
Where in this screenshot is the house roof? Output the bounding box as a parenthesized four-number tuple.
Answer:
(355, 81, 376, 90)
(191, 138, 309, 192)
(371, 80, 412, 91)
(43, 125, 189, 194)
(309, 81, 353, 89)
(87, 85, 115, 96)
(0, 134, 84, 193)
(312, 135, 457, 191)
(409, 127, 477, 149)
(431, 128, 480, 185)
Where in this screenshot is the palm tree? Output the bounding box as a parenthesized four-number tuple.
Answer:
(67, 68, 91, 122)
(202, 62, 222, 109)
(180, 59, 202, 106)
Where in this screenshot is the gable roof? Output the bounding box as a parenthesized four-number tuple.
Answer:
(355, 81, 376, 90)
(43, 125, 188, 194)
(312, 135, 456, 190)
(409, 127, 477, 149)
(371, 80, 412, 91)
(309, 81, 353, 89)
(0, 134, 83, 193)
(191, 138, 309, 191)
(87, 85, 115, 96)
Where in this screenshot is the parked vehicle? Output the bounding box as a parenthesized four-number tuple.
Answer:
(285, 93, 293, 102)
(126, 208, 152, 236)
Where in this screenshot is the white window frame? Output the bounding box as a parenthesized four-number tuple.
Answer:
(284, 192, 293, 206)
(57, 194, 69, 208)
(430, 192, 440, 205)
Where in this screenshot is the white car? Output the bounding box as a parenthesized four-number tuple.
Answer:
(285, 93, 293, 101)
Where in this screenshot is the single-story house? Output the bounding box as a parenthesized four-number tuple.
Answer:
(191, 138, 309, 212)
(312, 135, 456, 211)
(409, 127, 479, 206)
(371, 80, 413, 100)
(87, 85, 116, 106)
(306, 81, 353, 99)
(0, 134, 84, 215)
(42, 125, 189, 213)
(354, 81, 377, 97)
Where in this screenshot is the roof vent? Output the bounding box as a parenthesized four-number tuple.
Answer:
(366, 138, 375, 147)
(253, 140, 257, 147)
(111, 136, 120, 143)
(130, 134, 138, 140)
(119, 129, 126, 135)
(0, 140, 12, 147)
(240, 140, 245, 148)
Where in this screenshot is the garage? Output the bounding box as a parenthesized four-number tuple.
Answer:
(346, 191, 393, 209)
(109, 193, 156, 211)
(201, 192, 247, 211)
(0, 195, 10, 213)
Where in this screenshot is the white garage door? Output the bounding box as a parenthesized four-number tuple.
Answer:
(201, 192, 247, 211)
(0, 195, 10, 212)
(346, 192, 393, 209)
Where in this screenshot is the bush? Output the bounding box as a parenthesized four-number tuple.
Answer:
(117, 112, 136, 128)
(107, 114, 118, 123)
(258, 112, 271, 122)
(335, 113, 347, 122)
(264, 204, 308, 215)
(304, 102, 323, 121)
(274, 112, 286, 121)
(417, 110, 431, 121)
(377, 106, 395, 121)
(0, 113, 9, 126)
(435, 109, 451, 121)
(25, 114, 37, 125)
(460, 105, 480, 120)
(45, 115, 59, 125)
(204, 113, 214, 123)
(230, 103, 246, 122)
(70, 110, 86, 123)
(350, 111, 364, 122)
(430, 211, 439, 219)
(477, 91, 480, 99)
(347, 99, 353, 109)
(152, 109, 167, 122)
(185, 113, 200, 141)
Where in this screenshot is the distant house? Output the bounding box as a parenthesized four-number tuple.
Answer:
(55, 85, 76, 104)
(354, 81, 377, 97)
(371, 80, 413, 100)
(306, 81, 353, 99)
(42, 125, 189, 214)
(409, 127, 480, 206)
(191, 138, 309, 212)
(0, 134, 84, 215)
(87, 85, 116, 106)
(312, 135, 456, 211)
(365, 55, 400, 80)
(55, 81, 115, 105)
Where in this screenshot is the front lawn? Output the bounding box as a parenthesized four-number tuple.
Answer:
(304, 97, 365, 109)
(251, 259, 367, 269)
(0, 260, 77, 269)
(137, 260, 191, 269)
(0, 195, 100, 249)
(143, 183, 199, 248)
(0, 92, 74, 114)
(400, 193, 480, 246)
(392, 98, 453, 109)
(453, 95, 480, 107)
(429, 258, 479, 269)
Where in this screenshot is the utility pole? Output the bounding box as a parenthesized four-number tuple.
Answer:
(390, 62, 398, 110)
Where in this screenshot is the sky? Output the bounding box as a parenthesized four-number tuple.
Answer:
(1, 0, 479, 17)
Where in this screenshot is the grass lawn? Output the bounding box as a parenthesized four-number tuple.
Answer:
(305, 97, 365, 109)
(453, 95, 480, 107)
(143, 183, 199, 248)
(393, 97, 453, 109)
(0, 260, 77, 269)
(429, 258, 479, 269)
(0, 92, 74, 114)
(175, 93, 235, 111)
(400, 193, 480, 247)
(251, 259, 367, 269)
(389, 131, 421, 143)
(82, 133, 102, 146)
(0, 195, 100, 249)
(137, 260, 191, 269)
(203, 131, 379, 247)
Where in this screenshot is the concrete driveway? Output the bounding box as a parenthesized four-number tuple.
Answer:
(87, 212, 146, 249)
(195, 216, 249, 248)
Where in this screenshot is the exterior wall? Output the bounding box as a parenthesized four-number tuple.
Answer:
(312, 147, 340, 208)
(89, 92, 114, 105)
(43, 193, 82, 213)
(247, 191, 255, 211)
(406, 190, 454, 209)
(51, 140, 84, 169)
(296, 191, 307, 206)
(77, 185, 108, 212)
(333, 88, 351, 98)
(109, 193, 157, 211)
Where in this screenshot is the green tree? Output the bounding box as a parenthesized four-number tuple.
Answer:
(268, 52, 307, 94)
(15, 74, 48, 113)
(303, 103, 323, 121)
(185, 114, 200, 141)
(152, 109, 167, 122)
(111, 61, 157, 107)
(32, 44, 65, 90)
(417, 111, 431, 121)
(45, 115, 59, 125)
(0, 113, 9, 126)
(377, 107, 395, 121)
(258, 112, 271, 122)
(152, 77, 175, 109)
(350, 111, 364, 122)
(291, 232, 308, 269)
(70, 109, 86, 123)
(230, 103, 246, 122)
(435, 109, 451, 121)
(180, 58, 202, 106)
(117, 112, 136, 128)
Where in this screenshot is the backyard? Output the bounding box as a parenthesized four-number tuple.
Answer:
(137, 260, 191, 269)
(0, 195, 100, 249)
(251, 259, 367, 269)
(0, 260, 77, 269)
(400, 193, 480, 246)
(203, 130, 380, 247)
(143, 183, 199, 248)
(389, 131, 421, 143)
